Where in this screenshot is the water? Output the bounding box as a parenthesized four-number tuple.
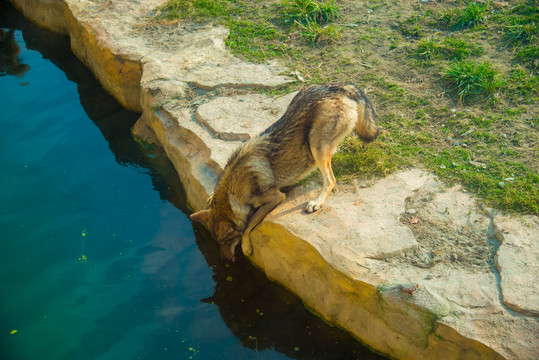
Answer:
(0, 3, 385, 359)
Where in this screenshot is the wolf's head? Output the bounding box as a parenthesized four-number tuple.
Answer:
(189, 209, 243, 261)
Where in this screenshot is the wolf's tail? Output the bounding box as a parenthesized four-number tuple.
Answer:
(355, 93, 380, 142)
(343, 85, 380, 143)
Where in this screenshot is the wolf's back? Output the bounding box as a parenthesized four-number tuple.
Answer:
(263, 84, 379, 142)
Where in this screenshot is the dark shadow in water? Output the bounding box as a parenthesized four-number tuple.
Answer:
(192, 224, 386, 359)
(0, 28, 29, 76)
(0, 2, 386, 358)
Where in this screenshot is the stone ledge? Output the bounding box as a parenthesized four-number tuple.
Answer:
(10, 0, 538, 359)
(8, 0, 68, 34)
(494, 215, 539, 317)
(194, 93, 297, 141)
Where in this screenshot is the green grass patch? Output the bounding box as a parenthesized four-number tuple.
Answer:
(279, 0, 341, 44)
(426, 147, 539, 214)
(515, 45, 538, 72)
(502, 21, 538, 47)
(295, 21, 341, 44)
(155, 0, 342, 53)
(332, 135, 412, 180)
(225, 20, 294, 61)
(438, 2, 489, 31)
(491, 0, 538, 47)
(154, 0, 239, 20)
(506, 67, 539, 104)
(442, 60, 504, 103)
(399, 15, 424, 38)
(280, 0, 339, 26)
(414, 36, 483, 61)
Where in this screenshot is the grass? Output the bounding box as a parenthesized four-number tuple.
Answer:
(399, 15, 425, 38)
(492, 0, 538, 47)
(280, 0, 339, 26)
(427, 149, 539, 214)
(414, 36, 483, 61)
(515, 45, 538, 72)
(154, 0, 238, 20)
(280, 0, 341, 44)
(150, 0, 539, 214)
(439, 1, 489, 30)
(503, 22, 538, 47)
(507, 67, 539, 104)
(226, 20, 293, 61)
(332, 135, 412, 180)
(295, 21, 341, 44)
(442, 60, 505, 103)
(155, 0, 341, 49)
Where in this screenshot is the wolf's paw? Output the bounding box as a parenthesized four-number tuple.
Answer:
(305, 200, 322, 213)
(241, 236, 253, 256)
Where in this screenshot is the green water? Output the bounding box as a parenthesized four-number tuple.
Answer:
(0, 3, 385, 359)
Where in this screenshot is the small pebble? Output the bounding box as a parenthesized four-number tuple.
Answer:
(498, 182, 505, 188)
(440, 165, 446, 169)
(406, 209, 417, 215)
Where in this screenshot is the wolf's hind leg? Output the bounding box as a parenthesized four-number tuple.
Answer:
(305, 145, 336, 213)
(241, 189, 285, 256)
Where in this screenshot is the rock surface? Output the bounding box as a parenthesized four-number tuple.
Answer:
(494, 215, 539, 317)
(9, 0, 538, 359)
(195, 92, 297, 141)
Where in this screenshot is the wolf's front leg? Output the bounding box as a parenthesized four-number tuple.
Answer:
(241, 233, 253, 256)
(240, 189, 285, 256)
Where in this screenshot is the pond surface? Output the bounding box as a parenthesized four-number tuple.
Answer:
(0, 3, 385, 359)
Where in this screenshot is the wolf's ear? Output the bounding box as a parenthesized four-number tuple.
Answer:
(216, 221, 234, 241)
(189, 209, 211, 225)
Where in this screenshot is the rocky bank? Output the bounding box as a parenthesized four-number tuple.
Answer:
(8, 0, 538, 358)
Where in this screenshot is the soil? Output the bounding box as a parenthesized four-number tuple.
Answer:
(395, 187, 494, 271)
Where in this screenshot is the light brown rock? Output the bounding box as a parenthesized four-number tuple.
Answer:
(9, 0, 68, 34)
(195, 93, 297, 141)
(494, 215, 539, 317)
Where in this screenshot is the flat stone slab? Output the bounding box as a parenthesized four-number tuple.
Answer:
(494, 215, 539, 317)
(134, 24, 292, 90)
(195, 93, 297, 141)
(267, 169, 428, 264)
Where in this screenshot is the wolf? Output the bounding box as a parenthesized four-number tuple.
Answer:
(190, 84, 380, 261)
